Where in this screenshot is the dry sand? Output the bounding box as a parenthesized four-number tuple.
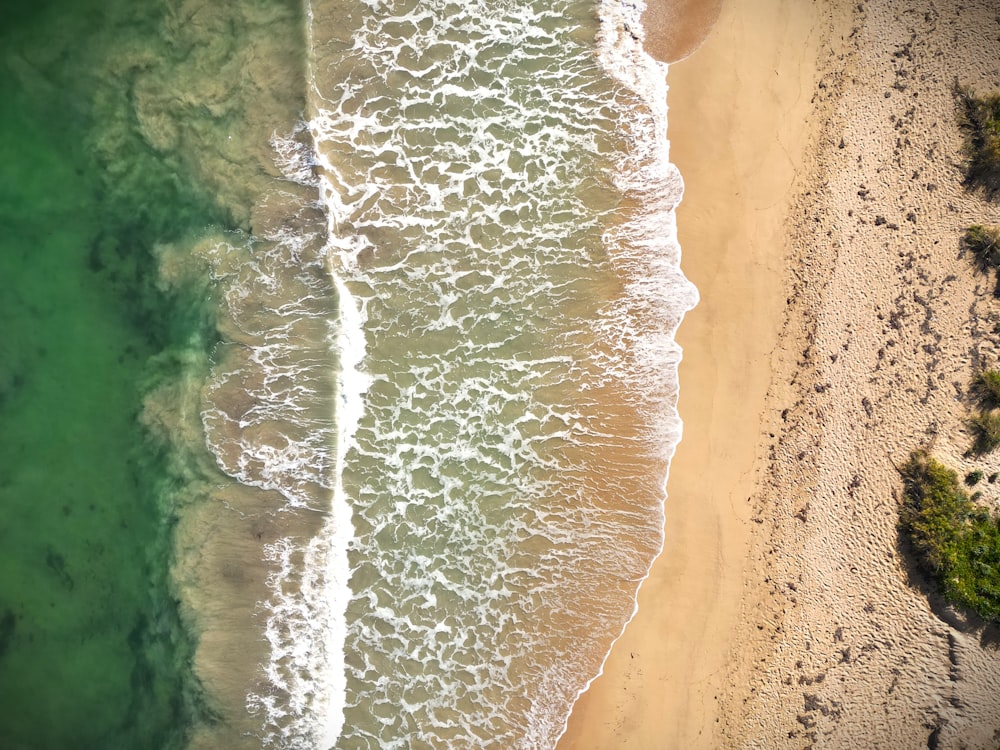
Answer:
(560, 0, 1000, 747)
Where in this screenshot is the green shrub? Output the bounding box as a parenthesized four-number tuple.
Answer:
(900, 450, 1000, 621)
(969, 411, 1000, 455)
(966, 470, 985, 486)
(963, 225, 1000, 273)
(957, 86, 1000, 199)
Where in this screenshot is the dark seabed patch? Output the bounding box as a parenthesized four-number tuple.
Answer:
(3, 0, 326, 745)
(0, 0, 228, 746)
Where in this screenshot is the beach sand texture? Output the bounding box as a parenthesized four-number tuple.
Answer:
(641, 0, 721, 63)
(562, 0, 1000, 747)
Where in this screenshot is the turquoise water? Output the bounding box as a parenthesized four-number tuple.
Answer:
(0, 1, 224, 746)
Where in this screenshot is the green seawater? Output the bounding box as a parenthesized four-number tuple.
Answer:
(0, 1, 228, 747)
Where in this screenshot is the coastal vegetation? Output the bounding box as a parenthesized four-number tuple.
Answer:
(899, 450, 1000, 621)
(962, 224, 1000, 275)
(964, 369, 1000, 455)
(957, 86, 1000, 199)
(897, 91, 1000, 624)
(968, 409, 1000, 456)
(970, 367, 1000, 408)
(965, 369, 1000, 452)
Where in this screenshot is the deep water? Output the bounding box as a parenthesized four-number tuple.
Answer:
(0, 0, 224, 746)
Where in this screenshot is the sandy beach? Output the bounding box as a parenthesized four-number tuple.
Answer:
(560, 0, 1000, 747)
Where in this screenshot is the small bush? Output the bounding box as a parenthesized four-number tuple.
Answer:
(972, 368, 1000, 409)
(900, 450, 1000, 621)
(969, 411, 1000, 455)
(957, 86, 1000, 199)
(966, 470, 985, 486)
(963, 225, 1000, 273)
(990, 473, 998, 484)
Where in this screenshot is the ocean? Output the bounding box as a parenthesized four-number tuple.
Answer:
(0, 0, 694, 747)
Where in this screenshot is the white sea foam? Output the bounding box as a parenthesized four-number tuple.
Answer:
(555, 0, 698, 743)
(592, 0, 698, 444)
(271, 124, 321, 187)
(239, 273, 366, 749)
(196, 126, 357, 745)
(237, 0, 700, 747)
(215, 4, 377, 745)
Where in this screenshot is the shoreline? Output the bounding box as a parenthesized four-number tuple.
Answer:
(564, 0, 1000, 747)
(558, 1, 834, 744)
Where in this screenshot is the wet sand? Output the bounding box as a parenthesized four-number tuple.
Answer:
(562, 0, 1000, 747)
(641, 0, 721, 63)
(559, 1, 833, 745)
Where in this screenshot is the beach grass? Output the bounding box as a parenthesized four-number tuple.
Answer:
(957, 86, 1000, 199)
(962, 225, 1000, 274)
(900, 450, 1000, 621)
(967, 411, 1000, 456)
(970, 368, 1000, 410)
